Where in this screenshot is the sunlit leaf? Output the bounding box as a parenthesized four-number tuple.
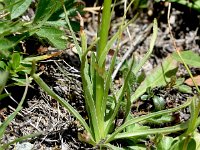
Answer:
(11, 53, 20, 70)
(153, 96, 165, 111)
(131, 55, 178, 102)
(36, 26, 67, 49)
(156, 135, 173, 150)
(10, 0, 32, 19)
(172, 50, 200, 68)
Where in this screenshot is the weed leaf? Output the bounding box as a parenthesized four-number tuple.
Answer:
(10, 0, 32, 19)
(172, 50, 200, 68)
(33, 0, 60, 24)
(131, 55, 177, 102)
(36, 26, 67, 49)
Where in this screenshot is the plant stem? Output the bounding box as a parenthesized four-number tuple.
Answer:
(96, 0, 112, 139)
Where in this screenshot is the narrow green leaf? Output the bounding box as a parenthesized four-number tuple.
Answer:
(172, 50, 200, 68)
(10, 0, 32, 19)
(81, 53, 100, 141)
(0, 75, 28, 140)
(0, 71, 8, 94)
(0, 93, 9, 100)
(1, 132, 41, 149)
(31, 71, 95, 145)
(98, 15, 138, 67)
(185, 96, 200, 134)
(133, 19, 158, 74)
(11, 53, 20, 69)
(131, 55, 178, 102)
(175, 84, 192, 94)
(106, 98, 192, 143)
(105, 55, 135, 135)
(63, 4, 81, 57)
(112, 120, 191, 141)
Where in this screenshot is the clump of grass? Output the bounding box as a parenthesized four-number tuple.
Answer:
(31, 0, 200, 149)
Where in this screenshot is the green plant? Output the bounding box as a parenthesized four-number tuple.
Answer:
(30, 1, 200, 148)
(0, 0, 83, 86)
(0, 0, 83, 147)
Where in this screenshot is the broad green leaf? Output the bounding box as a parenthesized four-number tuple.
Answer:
(175, 78, 185, 86)
(172, 50, 200, 68)
(170, 138, 191, 150)
(0, 38, 15, 50)
(131, 55, 178, 102)
(0, 61, 7, 70)
(156, 135, 173, 150)
(153, 96, 165, 111)
(175, 84, 192, 94)
(193, 132, 200, 149)
(11, 53, 20, 69)
(10, 0, 32, 19)
(36, 26, 67, 49)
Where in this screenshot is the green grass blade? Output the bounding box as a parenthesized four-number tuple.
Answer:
(185, 96, 200, 135)
(1, 132, 41, 149)
(0, 71, 8, 94)
(106, 98, 192, 143)
(113, 121, 189, 140)
(133, 18, 158, 74)
(80, 55, 100, 142)
(63, 4, 81, 58)
(0, 75, 29, 140)
(105, 55, 135, 135)
(98, 14, 138, 67)
(31, 70, 95, 144)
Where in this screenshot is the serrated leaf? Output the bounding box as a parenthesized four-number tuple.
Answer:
(172, 50, 200, 68)
(36, 26, 67, 49)
(131, 55, 178, 102)
(10, 0, 32, 19)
